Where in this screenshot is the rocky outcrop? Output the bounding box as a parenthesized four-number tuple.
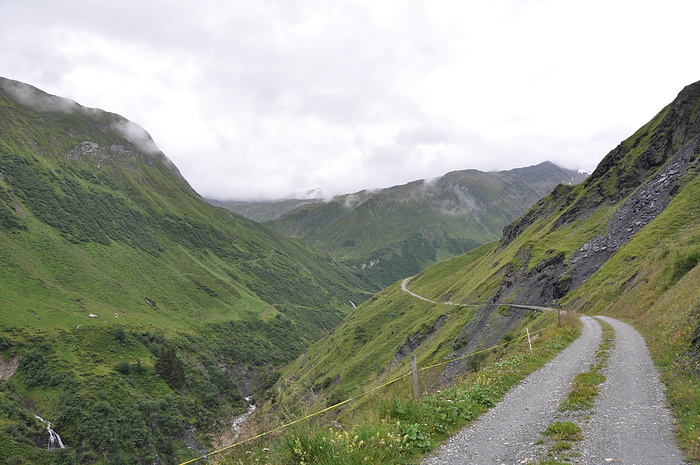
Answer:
(567, 138, 700, 291)
(0, 356, 18, 380)
(394, 315, 448, 363)
(493, 80, 700, 306)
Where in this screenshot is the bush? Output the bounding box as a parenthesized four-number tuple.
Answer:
(114, 361, 131, 375)
(261, 371, 281, 390)
(18, 349, 53, 387)
(113, 327, 127, 345)
(0, 336, 13, 351)
(52, 448, 77, 465)
(497, 305, 512, 316)
(327, 387, 347, 407)
(154, 345, 185, 389)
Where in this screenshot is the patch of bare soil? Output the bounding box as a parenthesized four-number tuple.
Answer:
(0, 356, 19, 380)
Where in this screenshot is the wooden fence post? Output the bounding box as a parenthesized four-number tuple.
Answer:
(412, 354, 420, 400)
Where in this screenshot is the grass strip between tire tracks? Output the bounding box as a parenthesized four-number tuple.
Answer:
(532, 317, 615, 464)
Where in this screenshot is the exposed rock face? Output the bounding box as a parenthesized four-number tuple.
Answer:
(493, 79, 700, 306)
(0, 356, 18, 380)
(567, 139, 700, 291)
(437, 304, 537, 386)
(394, 315, 448, 363)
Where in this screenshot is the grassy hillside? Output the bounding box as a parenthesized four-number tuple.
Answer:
(241, 80, 700, 463)
(255, 163, 586, 289)
(0, 77, 369, 465)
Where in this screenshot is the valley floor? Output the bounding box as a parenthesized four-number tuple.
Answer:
(421, 316, 684, 464)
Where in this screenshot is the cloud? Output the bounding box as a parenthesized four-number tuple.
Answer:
(1, 0, 699, 201)
(1, 77, 81, 114)
(111, 120, 161, 156)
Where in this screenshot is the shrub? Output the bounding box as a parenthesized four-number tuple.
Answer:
(18, 349, 53, 387)
(113, 327, 127, 345)
(52, 448, 77, 465)
(114, 361, 131, 375)
(261, 371, 281, 390)
(0, 336, 13, 351)
(497, 305, 512, 316)
(154, 345, 185, 389)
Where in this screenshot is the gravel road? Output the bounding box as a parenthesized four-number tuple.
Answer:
(577, 316, 684, 464)
(421, 315, 685, 464)
(422, 316, 602, 465)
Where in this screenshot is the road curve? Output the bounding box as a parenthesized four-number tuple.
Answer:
(400, 278, 553, 312)
(402, 278, 437, 303)
(578, 316, 684, 464)
(422, 316, 602, 465)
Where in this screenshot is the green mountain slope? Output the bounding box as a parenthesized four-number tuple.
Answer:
(262, 80, 700, 461)
(0, 77, 369, 465)
(253, 163, 586, 289)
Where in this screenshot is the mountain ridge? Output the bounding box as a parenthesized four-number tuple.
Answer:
(225, 161, 587, 289)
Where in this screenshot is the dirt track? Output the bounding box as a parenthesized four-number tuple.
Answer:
(576, 316, 683, 464)
(421, 316, 684, 464)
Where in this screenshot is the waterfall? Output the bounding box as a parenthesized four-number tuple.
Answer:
(34, 415, 65, 450)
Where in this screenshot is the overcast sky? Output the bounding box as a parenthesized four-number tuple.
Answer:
(2, 0, 699, 200)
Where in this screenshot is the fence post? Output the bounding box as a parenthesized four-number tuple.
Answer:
(412, 354, 420, 400)
(526, 328, 533, 353)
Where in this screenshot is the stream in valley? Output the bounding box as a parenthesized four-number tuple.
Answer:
(231, 397, 256, 441)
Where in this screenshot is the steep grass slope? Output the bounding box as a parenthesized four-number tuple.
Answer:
(262, 79, 700, 461)
(0, 77, 369, 465)
(259, 163, 586, 289)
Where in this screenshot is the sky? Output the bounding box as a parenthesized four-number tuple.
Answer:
(2, 0, 700, 201)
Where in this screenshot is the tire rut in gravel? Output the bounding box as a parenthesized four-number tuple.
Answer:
(421, 316, 602, 465)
